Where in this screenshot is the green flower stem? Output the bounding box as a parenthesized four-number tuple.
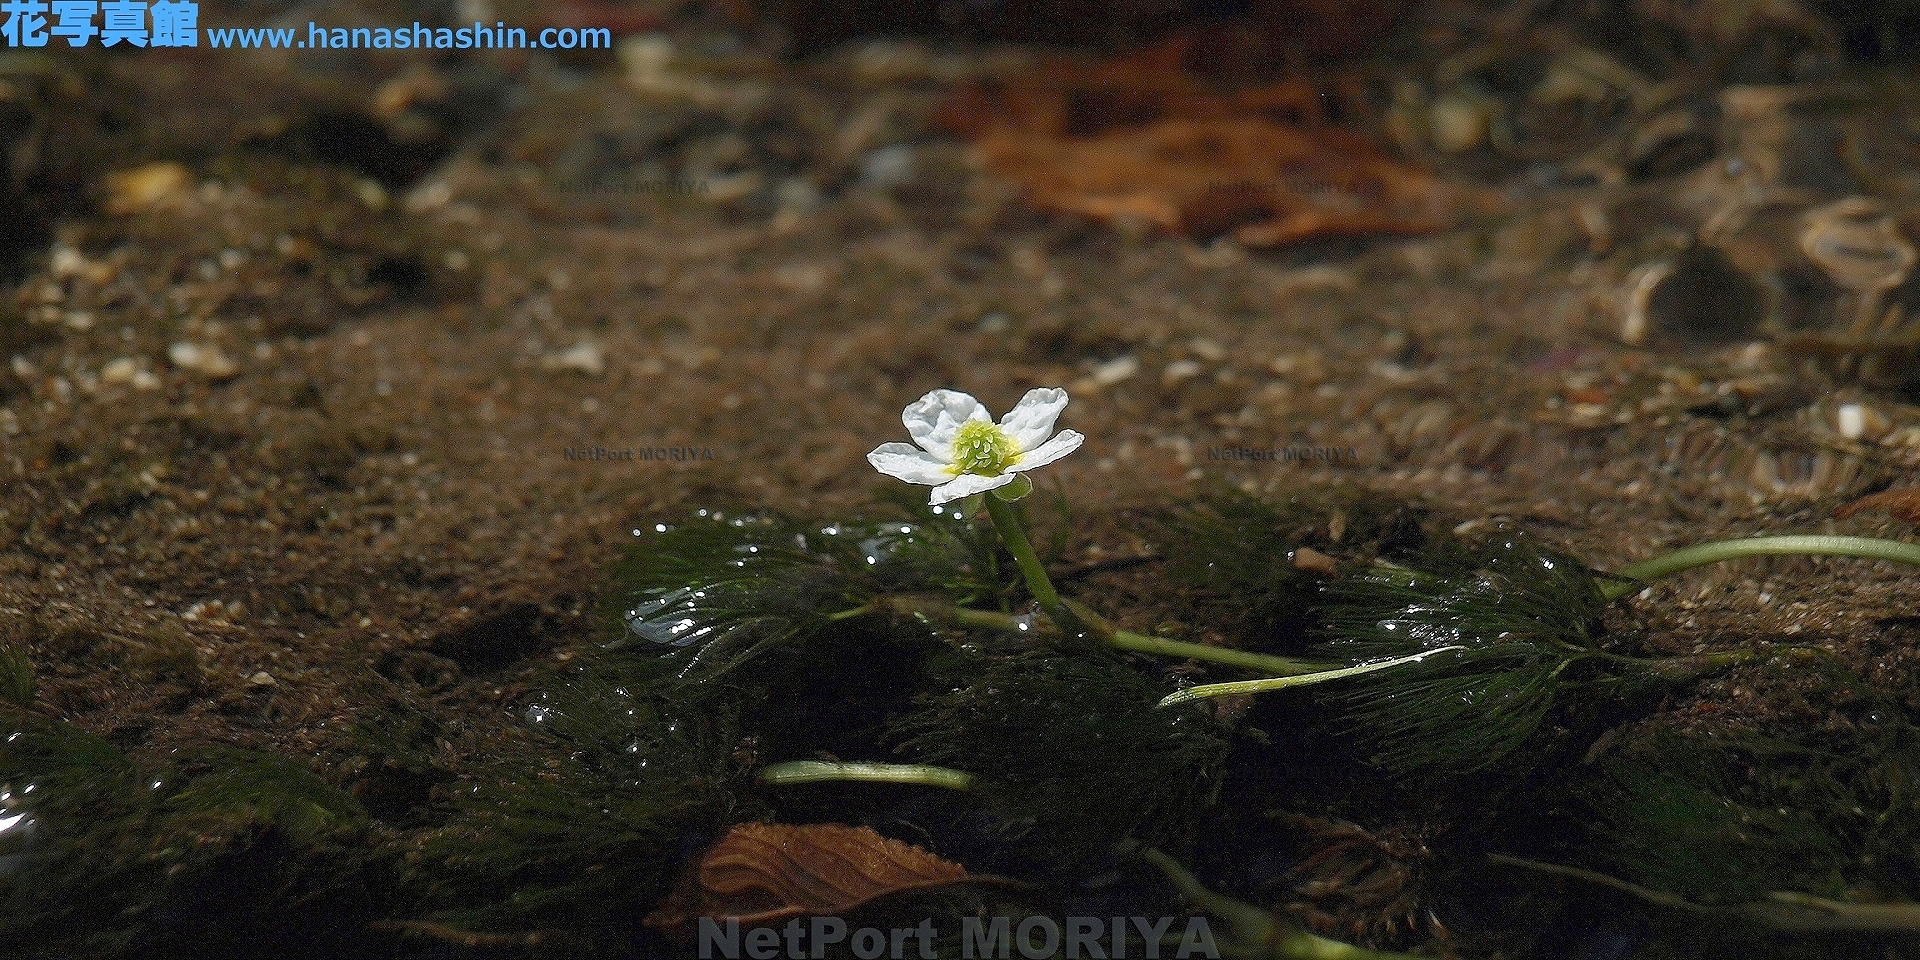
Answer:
(1606, 535, 1920, 602)
(982, 494, 1076, 631)
(755, 760, 977, 792)
(877, 596, 1337, 676)
(1156, 647, 1466, 709)
(1489, 853, 1920, 932)
(1102, 625, 1335, 676)
(1139, 847, 1426, 960)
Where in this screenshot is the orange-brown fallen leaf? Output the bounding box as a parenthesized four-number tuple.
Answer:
(1835, 488, 1920, 525)
(936, 32, 1484, 247)
(644, 823, 976, 936)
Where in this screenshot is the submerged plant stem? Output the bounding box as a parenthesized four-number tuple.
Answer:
(878, 596, 1336, 676)
(982, 494, 1076, 631)
(1139, 847, 1426, 960)
(755, 760, 978, 792)
(1104, 628, 1335, 676)
(1488, 854, 1920, 933)
(1608, 535, 1920, 601)
(1156, 648, 1467, 708)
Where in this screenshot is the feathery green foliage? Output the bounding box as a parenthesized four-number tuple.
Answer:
(1312, 536, 1631, 778)
(887, 647, 1229, 870)
(1571, 707, 1920, 909)
(605, 507, 1005, 690)
(407, 685, 746, 940)
(0, 710, 372, 958)
(1580, 738, 1845, 905)
(0, 641, 30, 707)
(1153, 486, 1428, 646)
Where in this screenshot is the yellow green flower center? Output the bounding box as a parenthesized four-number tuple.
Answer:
(948, 420, 1021, 476)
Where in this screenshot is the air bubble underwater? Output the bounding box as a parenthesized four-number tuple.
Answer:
(625, 586, 722, 646)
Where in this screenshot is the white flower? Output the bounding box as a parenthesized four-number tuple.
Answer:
(868, 388, 1085, 505)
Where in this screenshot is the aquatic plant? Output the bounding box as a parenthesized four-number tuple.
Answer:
(527, 383, 1920, 959)
(860, 389, 1331, 675)
(0, 710, 374, 958)
(1137, 845, 1427, 960)
(881, 646, 1230, 871)
(0, 640, 30, 707)
(1478, 702, 1920, 952)
(867, 387, 1085, 508)
(1157, 531, 1920, 781)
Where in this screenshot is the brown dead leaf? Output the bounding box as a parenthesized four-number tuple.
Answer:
(937, 32, 1484, 247)
(1834, 488, 1920, 524)
(644, 822, 976, 936)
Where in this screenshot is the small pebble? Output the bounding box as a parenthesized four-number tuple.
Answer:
(1162, 359, 1204, 387)
(247, 670, 276, 687)
(1837, 403, 1866, 440)
(540, 341, 606, 376)
(1187, 338, 1228, 362)
(858, 145, 917, 189)
(100, 357, 162, 390)
(168, 341, 238, 379)
(1428, 92, 1491, 153)
(1290, 546, 1339, 575)
(103, 162, 192, 216)
(1088, 355, 1139, 387)
(1835, 403, 1887, 441)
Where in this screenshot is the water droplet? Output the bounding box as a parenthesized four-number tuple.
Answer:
(655, 522, 670, 533)
(525, 703, 556, 725)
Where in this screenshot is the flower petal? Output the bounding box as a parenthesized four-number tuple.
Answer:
(997, 387, 1070, 451)
(904, 390, 991, 456)
(867, 443, 953, 485)
(930, 472, 1015, 505)
(1008, 430, 1083, 473)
